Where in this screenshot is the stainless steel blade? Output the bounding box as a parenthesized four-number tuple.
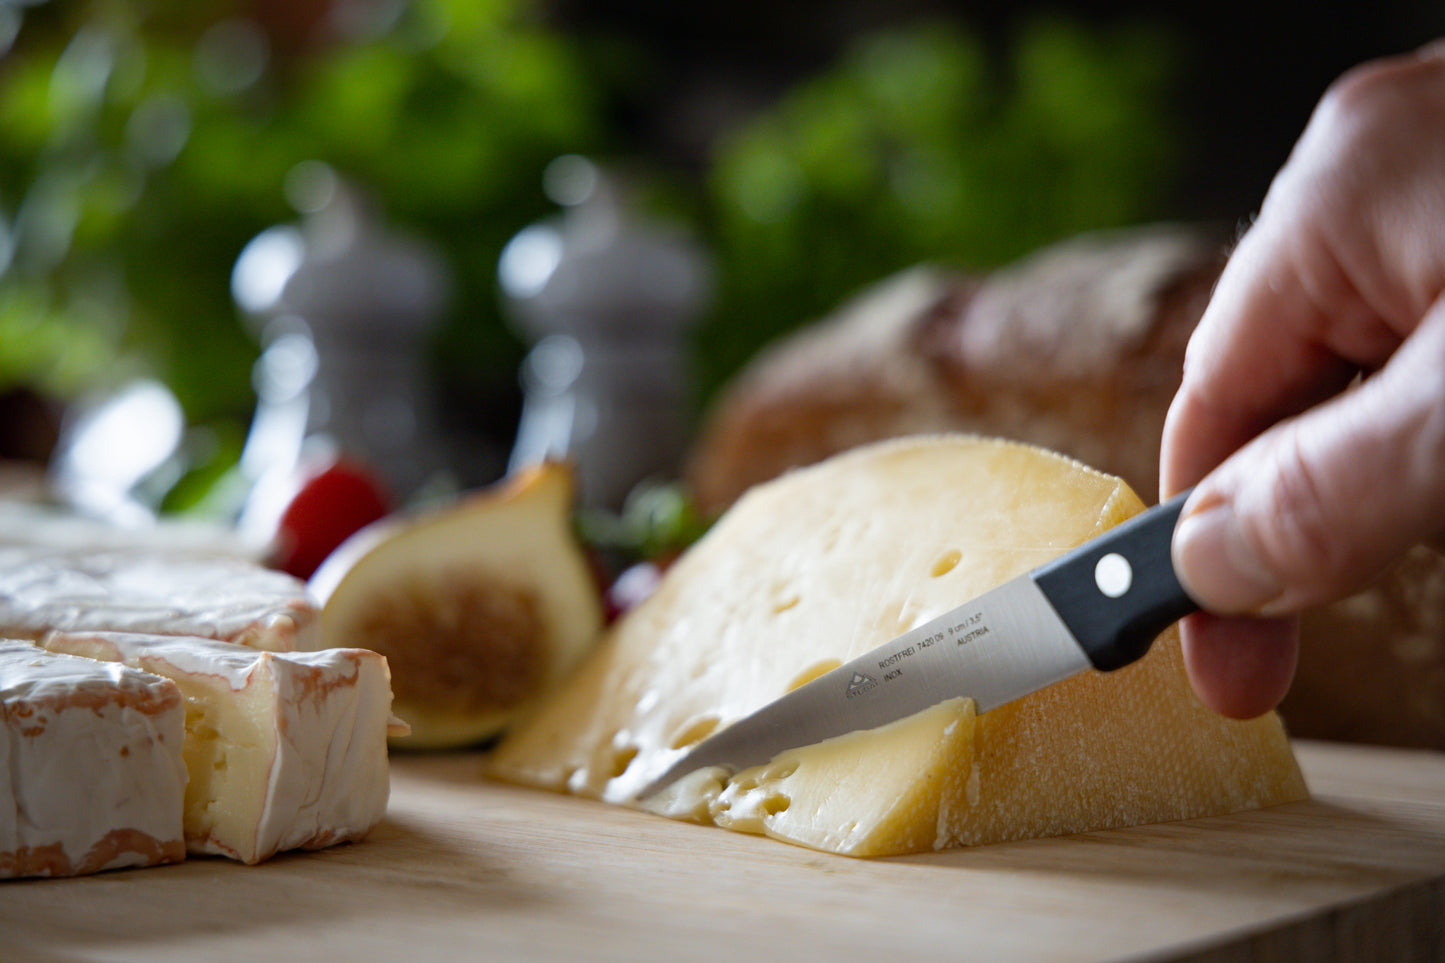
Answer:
(634, 571, 1090, 799)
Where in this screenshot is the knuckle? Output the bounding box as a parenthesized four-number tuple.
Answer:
(1316, 50, 1445, 148)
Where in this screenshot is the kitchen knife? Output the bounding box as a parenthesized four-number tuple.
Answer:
(636, 488, 1198, 800)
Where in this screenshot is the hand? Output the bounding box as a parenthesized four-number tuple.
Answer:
(1159, 41, 1445, 720)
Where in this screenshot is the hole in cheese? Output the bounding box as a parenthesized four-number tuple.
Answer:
(930, 549, 962, 577)
(606, 743, 639, 779)
(786, 660, 841, 692)
(763, 761, 797, 781)
(670, 715, 721, 750)
(760, 792, 790, 816)
(771, 593, 800, 614)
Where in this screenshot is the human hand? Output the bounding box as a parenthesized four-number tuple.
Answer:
(1159, 41, 1445, 720)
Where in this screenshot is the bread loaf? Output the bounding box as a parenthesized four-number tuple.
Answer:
(685, 224, 1445, 749)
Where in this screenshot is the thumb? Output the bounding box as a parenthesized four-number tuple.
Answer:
(1172, 297, 1445, 616)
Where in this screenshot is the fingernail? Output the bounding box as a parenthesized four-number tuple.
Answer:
(1174, 500, 1286, 615)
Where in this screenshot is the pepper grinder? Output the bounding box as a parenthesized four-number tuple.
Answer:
(499, 156, 712, 509)
(231, 166, 451, 511)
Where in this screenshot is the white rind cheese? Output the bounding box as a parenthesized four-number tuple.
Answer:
(0, 548, 320, 652)
(1, 638, 187, 878)
(42, 631, 395, 865)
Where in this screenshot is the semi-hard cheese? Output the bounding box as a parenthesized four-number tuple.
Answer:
(487, 435, 1308, 857)
(42, 631, 397, 864)
(1, 639, 187, 878)
(0, 547, 320, 651)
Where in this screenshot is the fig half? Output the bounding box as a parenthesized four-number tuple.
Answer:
(309, 463, 605, 749)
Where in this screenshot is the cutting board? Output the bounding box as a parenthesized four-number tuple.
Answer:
(4, 739, 1444, 962)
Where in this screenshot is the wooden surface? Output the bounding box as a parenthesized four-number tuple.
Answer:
(5, 740, 1445, 962)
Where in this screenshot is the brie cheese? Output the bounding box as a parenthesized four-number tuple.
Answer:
(43, 631, 395, 864)
(1, 638, 187, 878)
(0, 548, 320, 652)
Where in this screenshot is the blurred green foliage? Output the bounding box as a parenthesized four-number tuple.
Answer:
(696, 16, 1181, 394)
(0, 0, 608, 424)
(575, 476, 712, 575)
(0, 1, 1182, 497)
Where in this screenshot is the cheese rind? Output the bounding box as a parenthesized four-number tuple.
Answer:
(1, 638, 187, 878)
(488, 434, 1308, 856)
(42, 631, 394, 864)
(0, 548, 320, 651)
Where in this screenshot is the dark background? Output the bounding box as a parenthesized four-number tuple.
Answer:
(556, 0, 1442, 215)
(2, 0, 1442, 507)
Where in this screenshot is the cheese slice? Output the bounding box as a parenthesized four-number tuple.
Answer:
(1, 638, 187, 878)
(487, 434, 1308, 856)
(0, 547, 320, 651)
(42, 631, 395, 864)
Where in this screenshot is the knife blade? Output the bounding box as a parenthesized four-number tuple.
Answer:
(635, 488, 1197, 800)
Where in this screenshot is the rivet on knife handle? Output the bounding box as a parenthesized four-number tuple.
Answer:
(1032, 488, 1198, 672)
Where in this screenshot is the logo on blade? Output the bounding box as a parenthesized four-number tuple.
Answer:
(845, 672, 878, 697)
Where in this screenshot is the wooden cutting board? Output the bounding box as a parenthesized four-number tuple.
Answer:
(4, 739, 1444, 962)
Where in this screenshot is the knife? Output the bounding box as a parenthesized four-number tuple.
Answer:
(636, 488, 1198, 800)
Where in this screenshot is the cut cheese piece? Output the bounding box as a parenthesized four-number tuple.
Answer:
(0, 547, 320, 652)
(42, 631, 395, 864)
(487, 434, 1308, 856)
(1, 638, 187, 878)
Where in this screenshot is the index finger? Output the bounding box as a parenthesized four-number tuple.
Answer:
(1160, 219, 1363, 497)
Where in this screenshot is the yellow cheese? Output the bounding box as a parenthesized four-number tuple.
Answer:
(487, 435, 1308, 856)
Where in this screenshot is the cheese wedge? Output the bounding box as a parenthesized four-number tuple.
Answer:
(0, 547, 320, 652)
(1, 638, 187, 878)
(487, 434, 1308, 856)
(42, 631, 396, 864)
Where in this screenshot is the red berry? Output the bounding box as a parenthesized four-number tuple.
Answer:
(274, 459, 392, 580)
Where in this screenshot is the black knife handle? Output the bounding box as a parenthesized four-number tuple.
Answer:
(1032, 488, 1198, 672)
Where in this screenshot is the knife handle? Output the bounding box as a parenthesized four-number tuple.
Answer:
(1032, 488, 1198, 672)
